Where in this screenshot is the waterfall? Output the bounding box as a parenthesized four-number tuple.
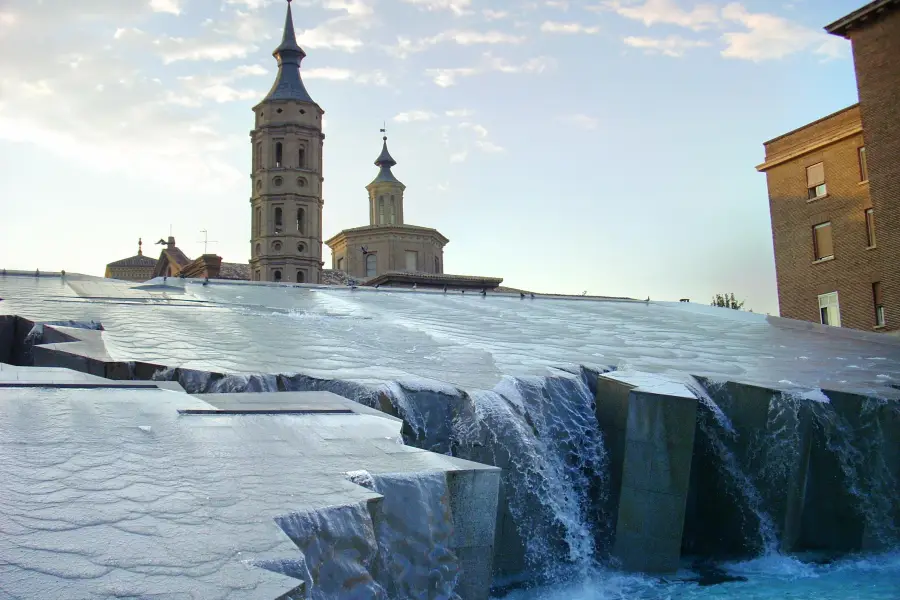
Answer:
(808, 396, 899, 548)
(687, 379, 780, 557)
(411, 370, 609, 582)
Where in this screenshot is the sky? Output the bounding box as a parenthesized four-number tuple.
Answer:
(0, 0, 865, 314)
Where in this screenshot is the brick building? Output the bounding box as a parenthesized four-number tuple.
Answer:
(757, 0, 899, 332)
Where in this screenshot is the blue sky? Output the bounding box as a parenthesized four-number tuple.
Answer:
(0, 0, 863, 313)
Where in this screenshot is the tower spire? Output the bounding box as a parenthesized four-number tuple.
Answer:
(370, 129, 401, 184)
(138, 238, 143, 256)
(261, 0, 315, 103)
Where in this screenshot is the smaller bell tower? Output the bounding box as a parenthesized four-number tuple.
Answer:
(366, 134, 406, 227)
(249, 0, 325, 284)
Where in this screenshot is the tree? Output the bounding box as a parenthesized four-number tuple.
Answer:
(711, 293, 745, 310)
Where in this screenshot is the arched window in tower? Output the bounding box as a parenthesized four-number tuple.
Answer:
(255, 243, 261, 257)
(297, 208, 305, 234)
(275, 142, 283, 168)
(298, 147, 306, 169)
(273, 270, 282, 282)
(255, 208, 261, 236)
(379, 196, 385, 225)
(390, 195, 396, 224)
(297, 270, 305, 283)
(366, 253, 377, 277)
(255, 142, 262, 170)
(274, 207, 283, 233)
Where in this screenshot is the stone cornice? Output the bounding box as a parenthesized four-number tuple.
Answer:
(325, 224, 449, 247)
(756, 123, 863, 172)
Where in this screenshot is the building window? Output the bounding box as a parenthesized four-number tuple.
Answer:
(873, 282, 885, 327)
(859, 146, 868, 182)
(390, 195, 396, 224)
(272, 241, 282, 253)
(256, 207, 262, 236)
(275, 142, 283, 168)
(818, 292, 841, 327)
(254, 269, 260, 281)
(273, 270, 282, 282)
(274, 207, 283, 233)
(813, 222, 833, 261)
(434, 257, 439, 273)
(337, 257, 344, 271)
(297, 270, 306, 283)
(297, 208, 305, 234)
(299, 148, 305, 168)
(379, 196, 385, 225)
(366, 253, 377, 277)
(405, 250, 418, 272)
(255, 142, 262, 170)
(806, 162, 826, 200)
(865, 208, 876, 248)
(255, 242, 261, 257)
(297, 242, 305, 254)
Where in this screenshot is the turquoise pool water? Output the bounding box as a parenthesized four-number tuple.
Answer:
(497, 553, 900, 600)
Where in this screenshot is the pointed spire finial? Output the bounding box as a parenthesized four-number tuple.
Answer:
(138, 237, 143, 256)
(261, 0, 315, 103)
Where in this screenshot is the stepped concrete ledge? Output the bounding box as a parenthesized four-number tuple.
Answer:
(595, 371, 698, 573)
(0, 382, 500, 599)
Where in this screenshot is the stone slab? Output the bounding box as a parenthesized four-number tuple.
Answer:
(0, 385, 501, 599)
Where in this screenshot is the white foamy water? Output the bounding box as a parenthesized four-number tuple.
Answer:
(498, 552, 900, 600)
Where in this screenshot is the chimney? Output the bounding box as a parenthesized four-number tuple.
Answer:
(167, 236, 176, 250)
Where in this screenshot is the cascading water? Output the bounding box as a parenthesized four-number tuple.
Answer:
(807, 394, 899, 549)
(687, 379, 780, 557)
(447, 371, 609, 582)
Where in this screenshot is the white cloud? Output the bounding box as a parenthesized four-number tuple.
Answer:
(482, 9, 509, 20)
(114, 27, 145, 40)
(402, 0, 473, 16)
(434, 182, 450, 192)
(394, 110, 437, 122)
(602, 0, 719, 31)
(390, 29, 524, 58)
(624, 35, 710, 57)
(546, 0, 569, 9)
(323, 0, 375, 17)
(426, 66, 480, 87)
(475, 139, 505, 153)
(719, 3, 846, 61)
(426, 54, 555, 86)
(445, 109, 473, 118)
(149, 0, 182, 15)
(556, 113, 599, 130)
(156, 36, 257, 63)
(0, 12, 18, 26)
(449, 151, 468, 163)
(540, 21, 600, 34)
(164, 64, 269, 106)
(304, 67, 388, 85)
(224, 0, 272, 9)
(459, 122, 489, 138)
(297, 21, 364, 52)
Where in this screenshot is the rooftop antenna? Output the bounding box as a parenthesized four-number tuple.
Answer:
(198, 229, 219, 254)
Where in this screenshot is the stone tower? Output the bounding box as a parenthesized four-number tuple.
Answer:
(326, 135, 448, 279)
(249, 0, 324, 284)
(366, 136, 406, 227)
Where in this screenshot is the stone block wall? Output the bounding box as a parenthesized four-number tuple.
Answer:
(597, 382, 697, 574)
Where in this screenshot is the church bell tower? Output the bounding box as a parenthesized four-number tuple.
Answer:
(249, 0, 324, 284)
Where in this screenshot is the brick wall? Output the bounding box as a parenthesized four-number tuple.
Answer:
(761, 106, 883, 331)
(847, 7, 900, 332)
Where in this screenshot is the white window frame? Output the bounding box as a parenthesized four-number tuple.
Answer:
(818, 292, 841, 327)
